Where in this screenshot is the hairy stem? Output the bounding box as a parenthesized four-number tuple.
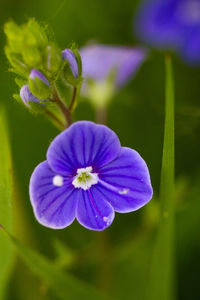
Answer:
(52, 88, 72, 127)
(44, 108, 65, 130)
(69, 87, 77, 112)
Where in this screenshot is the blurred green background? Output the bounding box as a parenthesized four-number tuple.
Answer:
(0, 0, 200, 299)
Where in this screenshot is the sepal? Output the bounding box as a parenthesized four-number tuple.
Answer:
(4, 21, 24, 53)
(28, 69, 51, 99)
(5, 47, 29, 77)
(24, 19, 48, 48)
(43, 44, 62, 75)
(22, 47, 41, 67)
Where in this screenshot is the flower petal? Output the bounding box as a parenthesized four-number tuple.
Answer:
(135, 0, 182, 49)
(29, 161, 77, 229)
(20, 85, 43, 107)
(180, 27, 200, 64)
(80, 45, 147, 87)
(76, 188, 115, 231)
(96, 147, 153, 213)
(47, 121, 121, 175)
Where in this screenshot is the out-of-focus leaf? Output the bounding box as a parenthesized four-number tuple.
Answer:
(113, 232, 152, 300)
(176, 176, 200, 254)
(53, 239, 76, 269)
(0, 105, 14, 299)
(145, 56, 175, 300)
(1, 228, 110, 300)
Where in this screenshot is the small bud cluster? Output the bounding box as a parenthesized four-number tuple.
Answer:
(4, 19, 82, 126)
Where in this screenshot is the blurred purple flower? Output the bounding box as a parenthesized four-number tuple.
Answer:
(29, 121, 153, 231)
(20, 85, 43, 107)
(80, 45, 147, 88)
(62, 49, 79, 78)
(135, 0, 200, 63)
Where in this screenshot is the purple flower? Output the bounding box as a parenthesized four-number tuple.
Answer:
(80, 45, 147, 88)
(29, 121, 153, 231)
(62, 49, 79, 78)
(135, 0, 200, 63)
(29, 69, 50, 86)
(20, 84, 43, 107)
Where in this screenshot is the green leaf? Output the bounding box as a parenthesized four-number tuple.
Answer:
(145, 55, 175, 300)
(1, 229, 110, 300)
(53, 239, 76, 269)
(0, 105, 15, 299)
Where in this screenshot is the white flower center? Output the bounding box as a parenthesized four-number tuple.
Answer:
(53, 175, 64, 187)
(72, 166, 98, 190)
(177, 1, 200, 24)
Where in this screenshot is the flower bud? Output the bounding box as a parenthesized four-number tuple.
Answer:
(20, 85, 42, 107)
(62, 49, 81, 86)
(43, 44, 62, 74)
(25, 19, 48, 48)
(5, 47, 29, 77)
(22, 47, 41, 67)
(4, 21, 24, 53)
(28, 69, 51, 99)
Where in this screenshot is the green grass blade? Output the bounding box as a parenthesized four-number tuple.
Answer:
(0, 105, 15, 299)
(1, 228, 110, 300)
(145, 55, 175, 300)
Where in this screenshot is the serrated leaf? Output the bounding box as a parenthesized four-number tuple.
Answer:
(0, 105, 15, 299)
(145, 55, 175, 300)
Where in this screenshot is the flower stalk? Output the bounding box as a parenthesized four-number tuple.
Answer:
(69, 87, 77, 112)
(52, 87, 73, 127)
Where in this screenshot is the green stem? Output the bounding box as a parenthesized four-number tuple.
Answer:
(96, 232, 113, 295)
(96, 107, 107, 124)
(160, 55, 175, 213)
(145, 55, 175, 300)
(69, 87, 77, 112)
(44, 108, 65, 130)
(52, 88, 72, 127)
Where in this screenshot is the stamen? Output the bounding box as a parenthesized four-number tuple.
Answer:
(72, 166, 98, 190)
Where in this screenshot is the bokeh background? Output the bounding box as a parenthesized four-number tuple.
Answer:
(0, 0, 200, 299)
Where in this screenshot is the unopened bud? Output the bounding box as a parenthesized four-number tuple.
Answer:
(24, 19, 48, 48)
(5, 47, 29, 77)
(28, 69, 51, 99)
(62, 49, 81, 86)
(20, 85, 43, 107)
(44, 44, 62, 74)
(22, 47, 41, 67)
(4, 21, 24, 53)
